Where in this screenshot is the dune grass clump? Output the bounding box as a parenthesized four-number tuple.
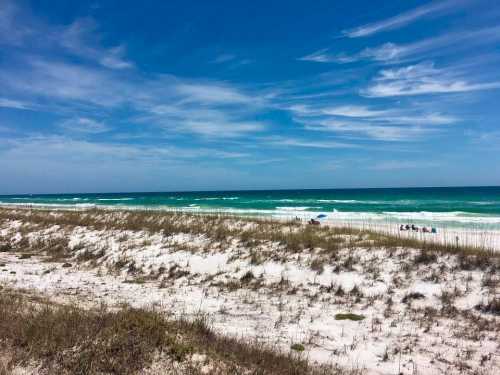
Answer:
(475, 298, 500, 316)
(334, 313, 365, 321)
(0, 291, 184, 375)
(402, 292, 426, 304)
(290, 343, 305, 352)
(0, 290, 349, 375)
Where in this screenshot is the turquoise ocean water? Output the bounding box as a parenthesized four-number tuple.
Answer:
(1, 187, 500, 230)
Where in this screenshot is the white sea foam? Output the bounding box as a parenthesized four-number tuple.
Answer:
(194, 197, 240, 201)
(469, 201, 498, 205)
(317, 199, 370, 204)
(275, 206, 313, 211)
(97, 198, 134, 201)
(75, 203, 97, 208)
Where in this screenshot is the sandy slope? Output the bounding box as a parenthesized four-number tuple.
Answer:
(0, 210, 499, 374)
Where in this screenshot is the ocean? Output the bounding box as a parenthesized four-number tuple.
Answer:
(1, 186, 500, 230)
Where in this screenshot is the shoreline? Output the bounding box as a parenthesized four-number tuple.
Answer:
(1, 203, 500, 251)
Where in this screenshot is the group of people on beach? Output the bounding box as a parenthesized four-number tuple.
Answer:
(400, 224, 437, 233)
(294, 216, 321, 225)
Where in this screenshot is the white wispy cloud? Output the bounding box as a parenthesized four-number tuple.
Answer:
(59, 117, 110, 133)
(298, 48, 362, 64)
(382, 113, 456, 125)
(211, 53, 236, 63)
(288, 101, 456, 141)
(0, 0, 270, 140)
(1, 58, 129, 107)
(289, 103, 456, 124)
(141, 104, 265, 138)
(0, 1, 133, 70)
(0, 97, 33, 110)
(0, 135, 256, 193)
(298, 24, 500, 71)
(288, 104, 390, 118)
(262, 136, 357, 149)
(0, 136, 249, 163)
(369, 160, 441, 170)
(321, 106, 390, 118)
(58, 18, 134, 70)
(0, 0, 483, 154)
(303, 119, 437, 142)
(336, 26, 500, 64)
(363, 62, 500, 97)
(342, 0, 467, 38)
(0, 0, 33, 45)
(1, 55, 267, 138)
(466, 130, 500, 149)
(299, 49, 337, 63)
(175, 82, 257, 105)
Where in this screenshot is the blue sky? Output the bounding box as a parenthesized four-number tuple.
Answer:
(1, 0, 500, 194)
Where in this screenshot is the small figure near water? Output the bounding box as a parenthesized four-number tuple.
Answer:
(400, 223, 437, 234)
(308, 218, 320, 225)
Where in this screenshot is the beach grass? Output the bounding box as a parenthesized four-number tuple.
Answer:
(0, 207, 497, 269)
(0, 288, 347, 375)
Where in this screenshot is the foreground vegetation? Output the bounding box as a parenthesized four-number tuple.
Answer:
(0, 288, 347, 375)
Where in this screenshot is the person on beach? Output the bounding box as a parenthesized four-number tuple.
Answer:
(400, 224, 405, 231)
(405, 224, 410, 230)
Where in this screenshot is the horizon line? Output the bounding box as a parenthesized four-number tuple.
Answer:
(1, 185, 499, 197)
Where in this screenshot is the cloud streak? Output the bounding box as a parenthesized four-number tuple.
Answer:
(58, 18, 134, 70)
(0, 135, 249, 164)
(0, 97, 33, 110)
(262, 136, 357, 149)
(342, 0, 468, 38)
(288, 102, 456, 142)
(59, 117, 110, 134)
(363, 62, 500, 97)
(369, 160, 441, 170)
(0, 55, 268, 138)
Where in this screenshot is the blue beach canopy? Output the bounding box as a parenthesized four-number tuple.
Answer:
(316, 214, 327, 219)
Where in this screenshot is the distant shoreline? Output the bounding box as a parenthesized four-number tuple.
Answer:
(2, 203, 500, 251)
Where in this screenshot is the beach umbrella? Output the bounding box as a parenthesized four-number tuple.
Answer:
(316, 214, 327, 219)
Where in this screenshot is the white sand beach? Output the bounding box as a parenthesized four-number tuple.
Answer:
(0, 207, 498, 374)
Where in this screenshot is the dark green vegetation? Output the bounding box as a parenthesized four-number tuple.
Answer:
(290, 344, 305, 352)
(334, 313, 365, 321)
